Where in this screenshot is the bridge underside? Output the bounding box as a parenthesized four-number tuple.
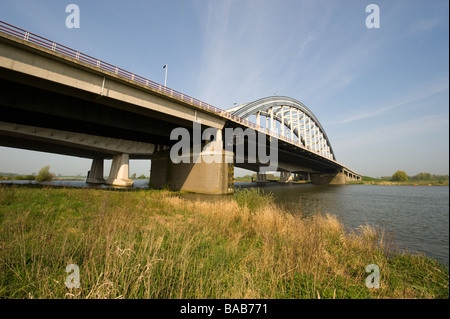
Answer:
(0, 30, 361, 193)
(0, 77, 359, 192)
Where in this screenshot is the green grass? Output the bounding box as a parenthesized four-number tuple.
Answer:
(233, 187, 274, 212)
(0, 185, 448, 299)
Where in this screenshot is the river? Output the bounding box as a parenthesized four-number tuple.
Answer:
(236, 182, 449, 266)
(1, 179, 448, 266)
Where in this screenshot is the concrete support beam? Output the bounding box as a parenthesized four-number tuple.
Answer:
(150, 149, 234, 194)
(86, 158, 106, 184)
(106, 154, 133, 187)
(0, 121, 155, 158)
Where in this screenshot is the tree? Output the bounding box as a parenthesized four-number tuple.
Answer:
(414, 172, 431, 180)
(35, 165, 55, 182)
(392, 170, 408, 182)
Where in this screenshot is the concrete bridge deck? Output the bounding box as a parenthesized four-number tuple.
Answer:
(0, 21, 361, 193)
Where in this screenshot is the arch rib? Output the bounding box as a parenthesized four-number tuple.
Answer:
(227, 96, 336, 160)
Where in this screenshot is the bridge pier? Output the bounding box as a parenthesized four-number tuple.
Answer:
(310, 171, 347, 185)
(255, 172, 267, 183)
(86, 158, 106, 184)
(278, 171, 292, 183)
(106, 154, 134, 187)
(150, 149, 234, 194)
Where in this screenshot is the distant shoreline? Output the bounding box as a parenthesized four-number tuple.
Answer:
(348, 180, 449, 186)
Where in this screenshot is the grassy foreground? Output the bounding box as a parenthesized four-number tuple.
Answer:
(0, 186, 448, 299)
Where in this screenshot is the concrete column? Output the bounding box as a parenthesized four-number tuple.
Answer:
(310, 171, 346, 185)
(86, 158, 106, 184)
(255, 172, 267, 183)
(279, 171, 292, 183)
(149, 148, 234, 194)
(106, 154, 133, 187)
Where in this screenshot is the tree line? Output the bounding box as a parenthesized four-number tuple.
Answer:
(0, 166, 55, 182)
(391, 170, 449, 182)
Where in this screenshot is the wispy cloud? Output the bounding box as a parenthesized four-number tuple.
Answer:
(334, 78, 449, 125)
(196, 0, 303, 105)
(335, 113, 448, 154)
(193, 1, 390, 110)
(409, 18, 442, 34)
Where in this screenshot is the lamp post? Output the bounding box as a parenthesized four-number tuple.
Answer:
(163, 64, 168, 87)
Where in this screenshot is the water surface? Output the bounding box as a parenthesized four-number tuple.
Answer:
(236, 182, 449, 266)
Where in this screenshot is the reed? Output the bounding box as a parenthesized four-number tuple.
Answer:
(0, 185, 448, 299)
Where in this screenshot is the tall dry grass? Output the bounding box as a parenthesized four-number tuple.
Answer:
(0, 186, 448, 299)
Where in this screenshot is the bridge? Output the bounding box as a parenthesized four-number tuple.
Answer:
(0, 21, 361, 194)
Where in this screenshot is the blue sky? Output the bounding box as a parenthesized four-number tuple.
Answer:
(0, 0, 448, 177)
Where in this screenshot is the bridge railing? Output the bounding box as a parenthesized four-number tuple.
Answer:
(0, 20, 336, 162)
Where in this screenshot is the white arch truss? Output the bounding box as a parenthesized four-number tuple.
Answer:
(226, 96, 336, 160)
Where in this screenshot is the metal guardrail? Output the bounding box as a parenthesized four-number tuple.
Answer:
(0, 20, 341, 164)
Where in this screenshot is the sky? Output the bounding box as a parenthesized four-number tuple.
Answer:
(0, 0, 448, 178)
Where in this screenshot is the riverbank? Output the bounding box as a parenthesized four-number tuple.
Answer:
(0, 186, 448, 299)
(348, 180, 449, 186)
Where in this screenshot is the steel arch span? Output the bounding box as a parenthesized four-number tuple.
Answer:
(226, 96, 336, 160)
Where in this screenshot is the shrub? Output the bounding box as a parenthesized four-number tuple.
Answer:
(233, 187, 273, 212)
(392, 170, 408, 182)
(35, 165, 55, 182)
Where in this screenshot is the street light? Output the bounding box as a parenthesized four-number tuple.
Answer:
(163, 64, 168, 87)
